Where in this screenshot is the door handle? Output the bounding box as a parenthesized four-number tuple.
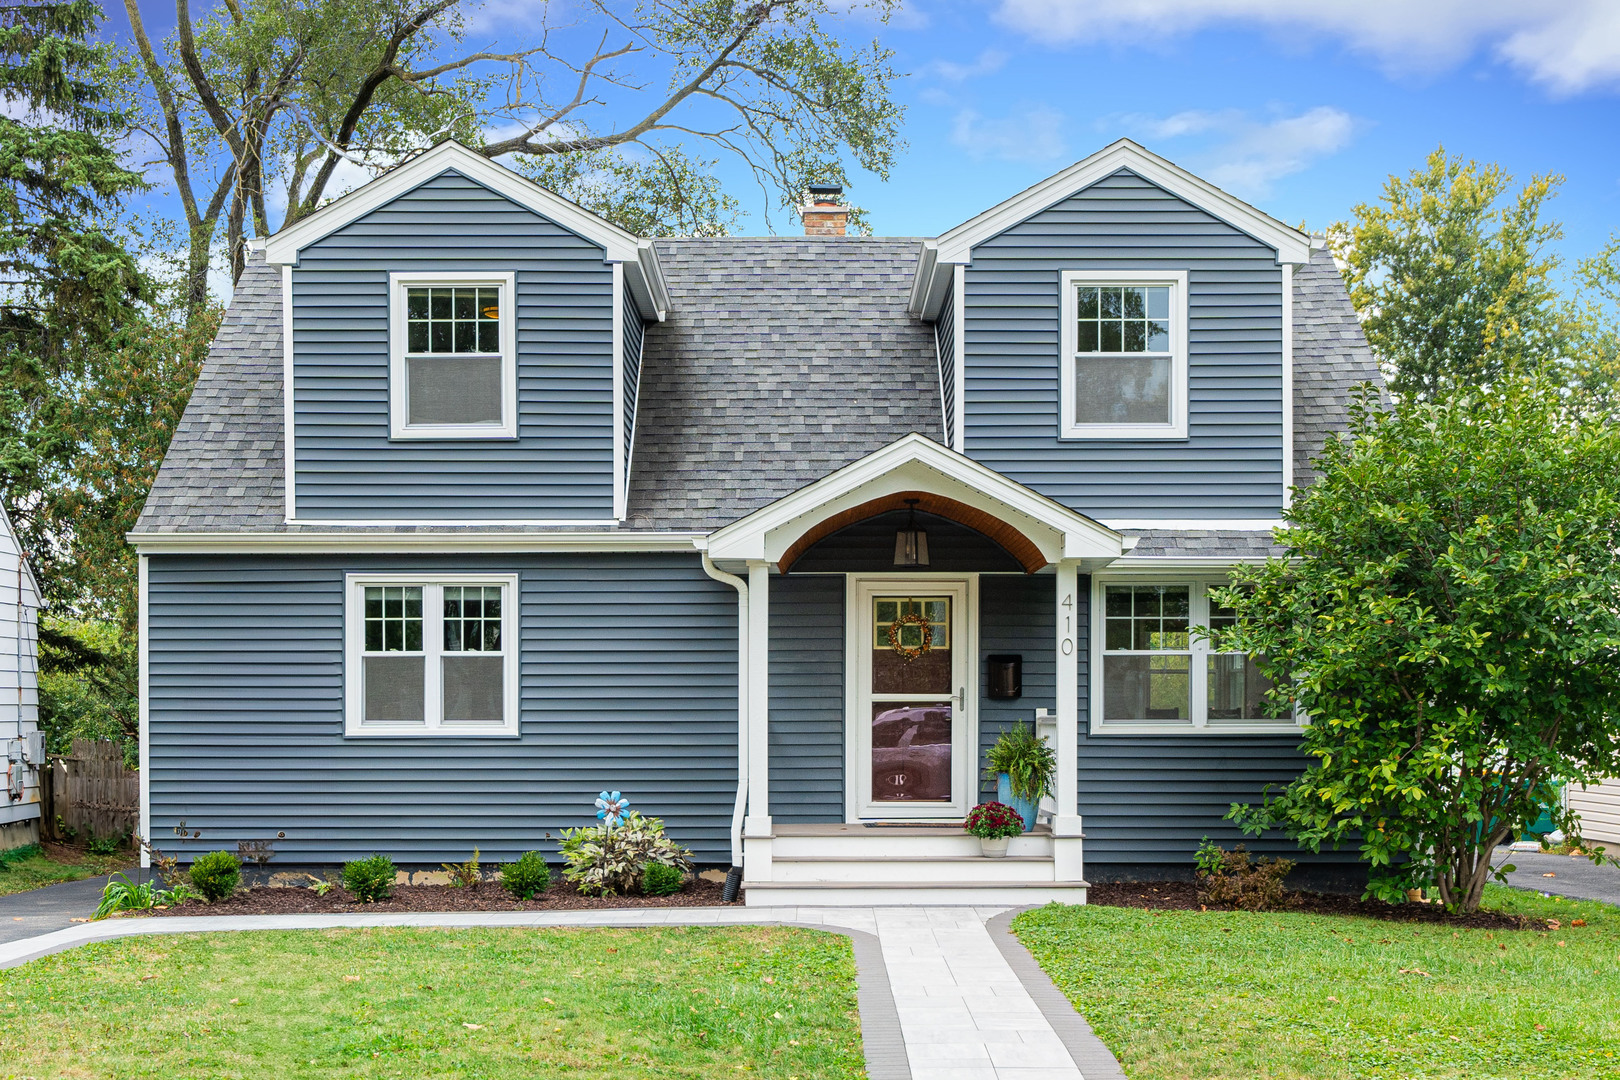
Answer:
(953, 686, 965, 708)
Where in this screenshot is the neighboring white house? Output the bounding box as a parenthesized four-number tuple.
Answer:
(1568, 779, 1620, 848)
(0, 504, 42, 851)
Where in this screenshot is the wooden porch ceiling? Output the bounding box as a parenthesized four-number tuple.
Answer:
(776, 489, 1047, 574)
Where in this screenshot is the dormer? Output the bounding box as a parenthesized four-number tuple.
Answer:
(264, 141, 669, 525)
(910, 140, 1312, 524)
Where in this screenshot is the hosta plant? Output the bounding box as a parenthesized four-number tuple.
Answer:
(560, 811, 692, 896)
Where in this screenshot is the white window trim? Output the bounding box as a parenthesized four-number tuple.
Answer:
(388, 271, 518, 440)
(344, 572, 520, 737)
(1089, 573, 1302, 735)
(1059, 269, 1188, 440)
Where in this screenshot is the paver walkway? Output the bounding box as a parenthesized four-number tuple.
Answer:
(0, 903, 1125, 1080)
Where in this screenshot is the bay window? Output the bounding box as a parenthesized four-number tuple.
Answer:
(1092, 578, 1295, 733)
(345, 574, 519, 736)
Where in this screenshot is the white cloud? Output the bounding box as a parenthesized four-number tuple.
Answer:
(1113, 105, 1357, 198)
(265, 151, 383, 220)
(992, 0, 1620, 95)
(924, 48, 1010, 82)
(951, 105, 1068, 163)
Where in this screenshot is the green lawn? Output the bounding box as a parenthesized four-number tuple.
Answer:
(0, 843, 131, 898)
(0, 926, 866, 1079)
(1015, 885, 1620, 1080)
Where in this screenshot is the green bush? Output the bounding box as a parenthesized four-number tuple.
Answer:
(641, 862, 684, 896)
(188, 850, 241, 902)
(342, 854, 396, 903)
(560, 812, 693, 896)
(500, 851, 551, 900)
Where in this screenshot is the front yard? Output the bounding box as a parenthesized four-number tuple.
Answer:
(1016, 885, 1620, 1080)
(0, 925, 865, 1079)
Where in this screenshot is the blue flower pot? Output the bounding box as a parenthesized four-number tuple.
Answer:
(996, 773, 1038, 832)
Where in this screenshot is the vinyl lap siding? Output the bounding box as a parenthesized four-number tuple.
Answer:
(623, 291, 646, 489)
(146, 553, 737, 863)
(935, 276, 957, 447)
(768, 575, 844, 821)
(964, 169, 1285, 518)
(291, 171, 616, 521)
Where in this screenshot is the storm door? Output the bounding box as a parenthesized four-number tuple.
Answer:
(852, 578, 972, 819)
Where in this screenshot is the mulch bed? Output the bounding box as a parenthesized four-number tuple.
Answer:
(141, 877, 732, 917)
(1088, 880, 1536, 930)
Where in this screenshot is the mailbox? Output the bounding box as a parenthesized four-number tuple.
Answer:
(986, 655, 1022, 700)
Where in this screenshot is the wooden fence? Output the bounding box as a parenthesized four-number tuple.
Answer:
(41, 739, 138, 844)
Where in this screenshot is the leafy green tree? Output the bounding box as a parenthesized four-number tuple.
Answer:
(0, 0, 149, 575)
(1214, 376, 1620, 913)
(119, 0, 904, 307)
(1331, 148, 1572, 401)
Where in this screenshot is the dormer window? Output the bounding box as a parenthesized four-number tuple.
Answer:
(1059, 270, 1188, 439)
(389, 271, 517, 439)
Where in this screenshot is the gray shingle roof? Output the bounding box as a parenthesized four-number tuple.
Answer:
(1293, 247, 1382, 487)
(625, 237, 941, 530)
(134, 242, 1381, 539)
(137, 255, 285, 531)
(1121, 530, 1281, 559)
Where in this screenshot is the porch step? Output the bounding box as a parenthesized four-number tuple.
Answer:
(771, 830, 1054, 859)
(743, 880, 1090, 907)
(768, 854, 1059, 884)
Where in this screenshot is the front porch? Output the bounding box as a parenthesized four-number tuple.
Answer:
(700, 435, 1130, 906)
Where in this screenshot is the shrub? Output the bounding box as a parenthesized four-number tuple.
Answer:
(85, 830, 127, 856)
(441, 849, 481, 888)
(188, 850, 241, 902)
(642, 861, 684, 896)
(1194, 839, 1295, 911)
(560, 811, 692, 896)
(342, 854, 396, 903)
(963, 801, 1026, 840)
(501, 851, 551, 900)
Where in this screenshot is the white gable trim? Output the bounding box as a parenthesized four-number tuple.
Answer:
(263, 141, 670, 320)
(910, 139, 1310, 317)
(703, 433, 1126, 568)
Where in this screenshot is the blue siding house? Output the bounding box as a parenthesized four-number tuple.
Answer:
(132, 140, 1380, 904)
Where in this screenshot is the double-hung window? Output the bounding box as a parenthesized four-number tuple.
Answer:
(1060, 270, 1188, 439)
(389, 272, 517, 439)
(345, 574, 519, 736)
(1093, 578, 1296, 733)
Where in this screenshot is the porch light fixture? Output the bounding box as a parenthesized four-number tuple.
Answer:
(893, 498, 930, 567)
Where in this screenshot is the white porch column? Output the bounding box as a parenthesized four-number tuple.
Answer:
(744, 560, 773, 842)
(1053, 558, 1085, 882)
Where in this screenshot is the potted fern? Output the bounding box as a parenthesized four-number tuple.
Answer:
(984, 723, 1056, 832)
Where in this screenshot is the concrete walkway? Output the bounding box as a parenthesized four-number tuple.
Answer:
(0, 904, 1126, 1080)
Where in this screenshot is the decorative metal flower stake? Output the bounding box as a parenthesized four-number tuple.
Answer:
(595, 790, 630, 827)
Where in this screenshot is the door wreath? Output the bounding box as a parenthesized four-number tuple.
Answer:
(886, 613, 934, 663)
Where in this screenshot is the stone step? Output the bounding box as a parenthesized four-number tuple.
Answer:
(742, 880, 1089, 907)
(770, 831, 1054, 859)
(767, 854, 1058, 884)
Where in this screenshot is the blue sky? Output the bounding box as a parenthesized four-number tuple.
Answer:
(104, 1, 1620, 267)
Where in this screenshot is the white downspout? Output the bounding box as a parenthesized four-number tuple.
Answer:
(699, 545, 748, 870)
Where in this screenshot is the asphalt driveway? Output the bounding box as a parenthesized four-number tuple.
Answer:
(1496, 849, 1620, 906)
(0, 872, 142, 945)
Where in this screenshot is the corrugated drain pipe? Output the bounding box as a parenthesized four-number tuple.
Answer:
(698, 544, 748, 902)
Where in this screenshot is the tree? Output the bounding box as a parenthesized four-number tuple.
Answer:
(1331, 148, 1572, 401)
(118, 0, 904, 309)
(1214, 376, 1620, 913)
(0, 0, 149, 597)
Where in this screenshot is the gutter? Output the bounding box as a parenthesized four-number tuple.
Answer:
(697, 544, 749, 886)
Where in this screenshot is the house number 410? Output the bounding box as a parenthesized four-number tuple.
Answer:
(1060, 592, 1075, 656)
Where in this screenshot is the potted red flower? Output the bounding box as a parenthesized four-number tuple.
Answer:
(964, 801, 1025, 858)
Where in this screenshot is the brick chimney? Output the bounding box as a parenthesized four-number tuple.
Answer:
(800, 184, 847, 236)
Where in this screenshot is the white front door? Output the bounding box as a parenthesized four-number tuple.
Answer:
(850, 577, 974, 820)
